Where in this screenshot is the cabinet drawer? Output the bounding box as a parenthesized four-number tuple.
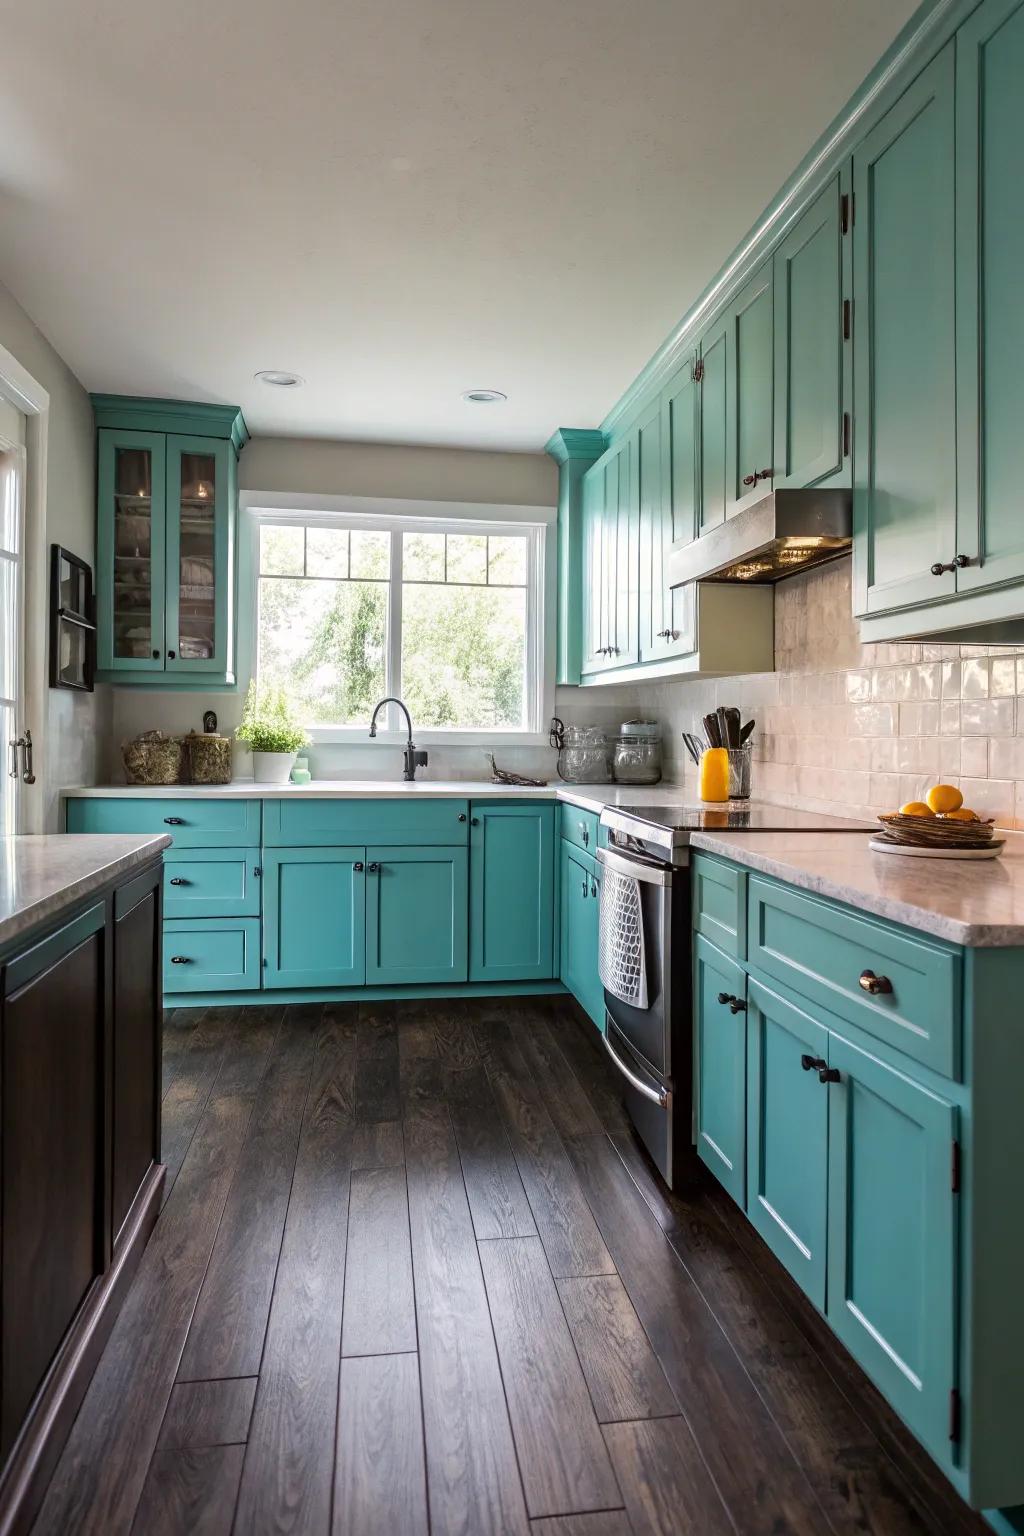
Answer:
(747, 876, 960, 1078)
(693, 854, 747, 959)
(66, 796, 260, 848)
(163, 918, 261, 992)
(163, 849, 261, 918)
(560, 803, 599, 856)
(262, 798, 469, 847)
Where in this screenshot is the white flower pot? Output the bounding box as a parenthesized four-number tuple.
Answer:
(252, 750, 296, 784)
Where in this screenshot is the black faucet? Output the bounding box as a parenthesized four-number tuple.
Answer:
(368, 697, 429, 781)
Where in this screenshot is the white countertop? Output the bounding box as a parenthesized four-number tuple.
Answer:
(691, 829, 1024, 947)
(0, 834, 172, 950)
(62, 779, 696, 812)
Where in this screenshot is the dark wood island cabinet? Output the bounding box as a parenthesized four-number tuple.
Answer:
(0, 851, 165, 1536)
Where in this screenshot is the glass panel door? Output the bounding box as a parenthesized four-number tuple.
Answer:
(165, 436, 231, 675)
(96, 429, 166, 671)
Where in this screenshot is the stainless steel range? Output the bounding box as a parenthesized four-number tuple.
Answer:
(596, 802, 869, 1187)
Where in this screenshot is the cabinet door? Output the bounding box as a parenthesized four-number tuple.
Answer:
(729, 264, 775, 517)
(773, 177, 844, 489)
(610, 436, 640, 668)
(641, 371, 696, 662)
(826, 1031, 957, 1462)
(852, 45, 957, 616)
(698, 321, 729, 533)
(1, 905, 106, 1454)
(165, 435, 234, 676)
(746, 978, 829, 1307)
(112, 870, 161, 1245)
(955, 0, 1024, 594)
(580, 459, 608, 676)
(694, 937, 746, 1206)
(469, 805, 554, 982)
(96, 428, 167, 673)
(366, 846, 468, 985)
(559, 843, 602, 1028)
(263, 847, 366, 988)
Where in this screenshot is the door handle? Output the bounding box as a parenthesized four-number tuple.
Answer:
(656, 629, 678, 641)
(801, 1053, 827, 1072)
(930, 554, 972, 576)
(8, 731, 36, 785)
(601, 1029, 668, 1107)
(581, 876, 588, 897)
(818, 1067, 841, 1084)
(367, 862, 379, 873)
(169, 877, 189, 886)
(742, 467, 774, 487)
(457, 813, 467, 822)
(353, 861, 365, 872)
(163, 816, 185, 825)
(590, 878, 598, 898)
(170, 955, 191, 964)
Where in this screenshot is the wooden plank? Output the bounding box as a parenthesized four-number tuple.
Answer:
(404, 1101, 529, 1536)
(33, 1090, 256, 1535)
(351, 1119, 405, 1170)
(511, 1011, 603, 1137)
(479, 1236, 619, 1518)
(531, 1514, 633, 1536)
(603, 1418, 733, 1536)
(545, 1004, 631, 1136)
(160, 1006, 204, 1099)
(177, 1019, 316, 1381)
(131, 1445, 245, 1536)
(333, 1353, 428, 1536)
(565, 1133, 828, 1536)
(398, 1015, 446, 1108)
(342, 1167, 417, 1356)
(232, 1011, 357, 1536)
(353, 1006, 400, 1121)
(157, 1378, 257, 1451)
(448, 1064, 537, 1240)
(477, 1021, 613, 1278)
(556, 1274, 677, 1423)
(432, 1002, 480, 1070)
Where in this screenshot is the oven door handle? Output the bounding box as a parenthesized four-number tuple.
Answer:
(596, 845, 675, 887)
(601, 1028, 668, 1107)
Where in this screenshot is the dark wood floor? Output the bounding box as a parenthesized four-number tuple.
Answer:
(33, 998, 990, 1536)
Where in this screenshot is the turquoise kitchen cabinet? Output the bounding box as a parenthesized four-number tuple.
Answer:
(262, 847, 366, 989)
(580, 437, 639, 676)
(163, 917, 261, 992)
(697, 314, 728, 533)
(640, 374, 696, 663)
(745, 976, 830, 1308)
(65, 795, 261, 847)
(954, 0, 1024, 597)
(694, 936, 747, 1205)
(262, 797, 468, 847)
(366, 846, 468, 986)
(728, 264, 775, 518)
(93, 397, 247, 685)
(826, 1029, 957, 1468)
(559, 841, 602, 1028)
(773, 176, 847, 491)
(852, 46, 957, 618)
(580, 460, 609, 676)
(469, 804, 555, 982)
(163, 847, 261, 919)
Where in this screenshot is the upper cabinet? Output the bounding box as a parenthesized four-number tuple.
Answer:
(852, 46, 958, 618)
(698, 262, 774, 526)
(93, 397, 248, 685)
(580, 436, 639, 675)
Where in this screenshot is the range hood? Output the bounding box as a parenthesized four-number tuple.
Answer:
(668, 487, 852, 586)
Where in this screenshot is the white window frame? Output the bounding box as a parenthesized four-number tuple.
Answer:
(239, 491, 556, 745)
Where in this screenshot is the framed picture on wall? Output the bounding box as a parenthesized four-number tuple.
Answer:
(49, 544, 96, 691)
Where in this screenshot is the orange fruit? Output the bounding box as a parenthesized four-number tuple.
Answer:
(941, 807, 979, 822)
(926, 784, 963, 814)
(900, 801, 934, 817)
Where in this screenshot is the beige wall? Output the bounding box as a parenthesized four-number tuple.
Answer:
(241, 436, 557, 507)
(0, 280, 110, 827)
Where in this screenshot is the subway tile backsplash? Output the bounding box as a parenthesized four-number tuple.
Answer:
(567, 558, 1024, 829)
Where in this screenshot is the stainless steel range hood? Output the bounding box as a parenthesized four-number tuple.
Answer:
(668, 487, 852, 586)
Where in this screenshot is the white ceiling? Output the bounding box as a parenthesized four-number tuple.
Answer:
(3, 0, 916, 451)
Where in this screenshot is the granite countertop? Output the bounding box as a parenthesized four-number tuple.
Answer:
(0, 834, 172, 950)
(691, 828, 1024, 947)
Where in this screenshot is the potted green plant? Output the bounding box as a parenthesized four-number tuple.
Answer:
(235, 682, 309, 783)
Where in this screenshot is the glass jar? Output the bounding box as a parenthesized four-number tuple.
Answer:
(556, 725, 611, 784)
(612, 720, 663, 785)
(727, 745, 752, 800)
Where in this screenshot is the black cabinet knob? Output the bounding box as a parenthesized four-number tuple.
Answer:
(858, 969, 893, 996)
(801, 1053, 827, 1073)
(717, 992, 746, 1012)
(367, 862, 379, 873)
(353, 861, 364, 872)
(170, 955, 190, 964)
(169, 877, 188, 886)
(163, 816, 184, 825)
(931, 554, 973, 576)
(457, 813, 467, 822)
(818, 1067, 841, 1085)
(152, 649, 160, 659)
(471, 816, 479, 826)
(167, 649, 176, 660)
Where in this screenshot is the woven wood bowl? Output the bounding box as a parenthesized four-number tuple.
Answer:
(876, 812, 995, 849)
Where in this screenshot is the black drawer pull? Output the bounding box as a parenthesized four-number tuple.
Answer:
(353, 861, 364, 872)
(163, 816, 185, 825)
(367, 862, 380, 873)
(716, 992, 747, 1013)
(458, 813, 467, 822)
(801, 1053, 827, 1073)
(169, 877, 189, 886)
(170, 955, 190, 964)
(859, 969, 892, 996)
(818, 1067, 841, 1085)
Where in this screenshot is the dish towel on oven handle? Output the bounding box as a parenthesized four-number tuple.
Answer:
(598, 862, 649, 1010)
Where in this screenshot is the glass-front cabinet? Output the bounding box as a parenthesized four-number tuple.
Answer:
(94, 397, 247, 684)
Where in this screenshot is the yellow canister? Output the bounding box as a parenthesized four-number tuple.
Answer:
(699, 747, 729, 803)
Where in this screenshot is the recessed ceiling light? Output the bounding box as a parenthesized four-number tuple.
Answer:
(254, 369, 305, 388)
(461, 388, 507, 405)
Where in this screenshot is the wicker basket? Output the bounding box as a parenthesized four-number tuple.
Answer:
(876, 812, 995, 849)
(121, 731, 183, 785)
(182, 731, 232, 785)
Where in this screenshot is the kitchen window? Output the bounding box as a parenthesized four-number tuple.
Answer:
(251, 506, 549, 739)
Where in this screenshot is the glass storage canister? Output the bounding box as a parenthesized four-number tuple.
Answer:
(612, 720, 663, 785)
(553, 723, 612, 784)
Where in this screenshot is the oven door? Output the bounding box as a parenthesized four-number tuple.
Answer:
(596, 844, 679, 1080)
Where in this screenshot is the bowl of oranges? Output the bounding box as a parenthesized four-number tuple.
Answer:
(872, 785, 1003, 859)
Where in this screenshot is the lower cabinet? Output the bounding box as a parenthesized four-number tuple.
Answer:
(826, 1030, 957, 1463)
(469, 804, 555, 982)
(694, 936, 746, 1205)
(164, 916, 262, 992)
(559, 841, 603, 1027)
(367, 846, 468, 985)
